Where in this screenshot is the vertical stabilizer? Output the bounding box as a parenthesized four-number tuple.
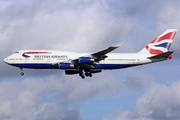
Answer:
(139, 29, 177, 55)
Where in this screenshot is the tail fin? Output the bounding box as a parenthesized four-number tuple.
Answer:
(139, 29, 177, 55)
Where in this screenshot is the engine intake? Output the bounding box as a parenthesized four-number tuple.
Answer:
(58, 63, 74, 69)
(79, 57, 94, 64)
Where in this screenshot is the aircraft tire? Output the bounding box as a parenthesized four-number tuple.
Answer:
(20, 72, 24, 76)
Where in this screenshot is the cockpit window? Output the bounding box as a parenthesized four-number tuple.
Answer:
(15, 52, 19, 53)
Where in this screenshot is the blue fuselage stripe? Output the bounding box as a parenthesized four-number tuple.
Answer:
(94, 64, 138, 69)
(10, 63, 58, 69)
(9, 63, 139, 69)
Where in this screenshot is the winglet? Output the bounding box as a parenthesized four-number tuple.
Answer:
(114, 42, 124, 48)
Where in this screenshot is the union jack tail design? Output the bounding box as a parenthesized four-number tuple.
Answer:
(139, 29, 177, 55)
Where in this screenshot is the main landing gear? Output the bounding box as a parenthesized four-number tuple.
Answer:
(79, 71, 85, 79)
(79, 70, 92, 79)
(19, 68, 24, 76)
(85, 71, 92, 77)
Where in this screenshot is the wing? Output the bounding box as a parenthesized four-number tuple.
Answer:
(53, 42, 123, 69)
(91, 42, 123, 61)
(92, 42, 123, 56)
(71, 42, 123, 69)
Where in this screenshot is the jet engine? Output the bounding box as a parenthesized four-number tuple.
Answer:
(58, 63, 74, 69)
(79, 57, 94, 64)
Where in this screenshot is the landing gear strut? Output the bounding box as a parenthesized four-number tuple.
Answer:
(19, 68, 24, 76)
(79, 70, 85, 79)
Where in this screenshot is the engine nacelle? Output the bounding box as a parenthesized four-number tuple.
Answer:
(65, 70, 80, 75)
(79, 57, 94, 64)
(58, 63, 74, 69)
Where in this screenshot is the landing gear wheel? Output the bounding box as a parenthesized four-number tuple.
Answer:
(85, 72, 89, 76)
(19, 68, 24, 76)
(81, 76, 85, 79)
(85, 72, 92, 77)
(79, 72, 83, 77)
(20, 72, 24, 76)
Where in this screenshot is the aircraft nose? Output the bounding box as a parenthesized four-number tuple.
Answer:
(4, 57, 9, 64)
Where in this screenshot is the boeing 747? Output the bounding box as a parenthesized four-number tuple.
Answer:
(4, 29, 177, 79)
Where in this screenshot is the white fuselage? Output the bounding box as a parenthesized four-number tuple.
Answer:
(4, 50, 166, 70)
(3, 29, 176, 78)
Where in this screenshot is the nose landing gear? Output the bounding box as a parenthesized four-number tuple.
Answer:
(19, 68, 24, 76)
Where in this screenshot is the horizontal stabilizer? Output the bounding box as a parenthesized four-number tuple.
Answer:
(148, 51, 174, 59)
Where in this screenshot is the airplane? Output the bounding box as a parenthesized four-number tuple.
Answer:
(4, 29, 177, 79)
